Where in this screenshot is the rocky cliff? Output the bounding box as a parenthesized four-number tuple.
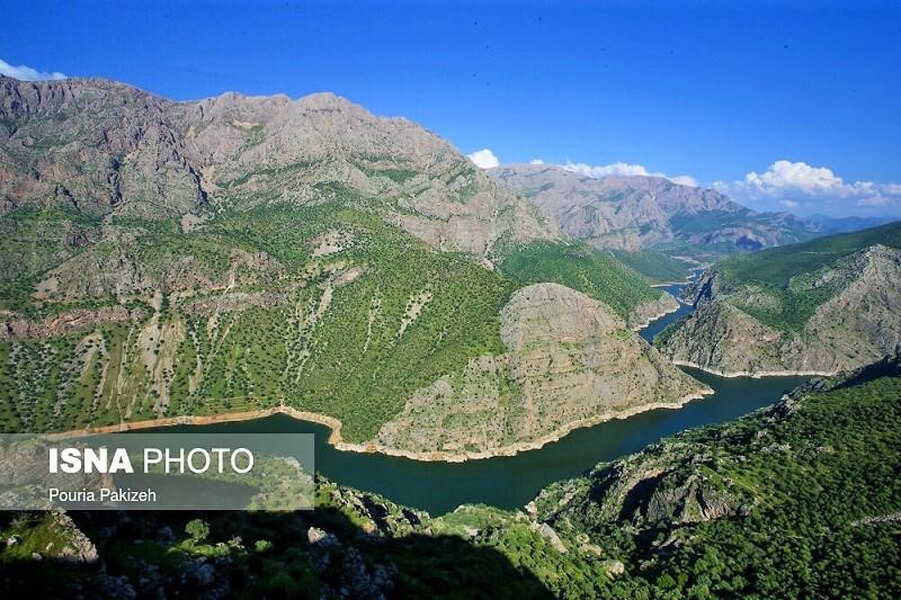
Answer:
(0, 75, 553, 262)
(660, 235, 901, 375)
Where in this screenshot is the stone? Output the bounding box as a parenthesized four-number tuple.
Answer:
(307, 527, 338, 547)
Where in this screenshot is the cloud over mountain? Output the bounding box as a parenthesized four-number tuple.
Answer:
(0, 58, 67, 81)
(561, 161, 697, 187)
(467, 148, 500, 169)
(716, 160, 901, 217)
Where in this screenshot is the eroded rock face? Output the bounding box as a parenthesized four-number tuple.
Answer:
(628, 292, 680, 331)
(531, 435, 758, 535)
(662, 245, 901, 375)
(0, 76, 554, 259)
(373, 283, 709, 457)
(489, 163, 812, 254)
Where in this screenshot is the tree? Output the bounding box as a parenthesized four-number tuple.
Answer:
(185, 518, 210, 543)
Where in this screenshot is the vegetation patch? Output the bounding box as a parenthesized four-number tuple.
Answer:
(499, 241, 663, 321)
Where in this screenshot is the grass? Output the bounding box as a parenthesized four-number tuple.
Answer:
(610, 249, 692, 283)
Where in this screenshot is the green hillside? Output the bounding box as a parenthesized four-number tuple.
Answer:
(0, 194, 671, 442)
(526, 360, 901, 597)
(710, 220, 901, 332)
(717, 220, 901, 289)
(610, 249, 692, 283)
(0, 199, 514, 440)
(498, 241, 665, 322)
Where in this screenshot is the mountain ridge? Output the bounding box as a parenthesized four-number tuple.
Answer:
(0, 74, 700, 459)
(488, 162, 820, 276)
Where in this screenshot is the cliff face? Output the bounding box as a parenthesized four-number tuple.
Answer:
(661, 244, 901, 375)
(373, 283, 708, 458)
(489, 163, 813, 256)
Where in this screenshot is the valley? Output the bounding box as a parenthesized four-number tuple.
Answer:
(1, 68, 899, 600)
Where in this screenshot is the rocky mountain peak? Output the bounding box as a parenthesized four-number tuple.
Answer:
(490, 162, 812, 255)
(0, 76, 555, 255)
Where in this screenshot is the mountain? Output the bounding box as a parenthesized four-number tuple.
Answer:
(489, 163, 819, 280)
(0, 75, 699, 455)
(803, 213, 896, 235)
(371, 283, 706, 459)
(0, 76, 553, 261)
(658, 221, 901, 375)
(5, 358, 899, 598)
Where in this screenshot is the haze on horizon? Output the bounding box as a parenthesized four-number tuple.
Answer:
(1, 0, 899, 219)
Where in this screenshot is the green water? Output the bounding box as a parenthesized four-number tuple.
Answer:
(147, 284, 810, 515)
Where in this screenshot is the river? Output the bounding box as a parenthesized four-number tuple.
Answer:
(147, 283, 809, 515)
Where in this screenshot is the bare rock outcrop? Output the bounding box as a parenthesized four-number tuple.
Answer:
(662, 244, 901, 375)
(0, 75, 554, 261)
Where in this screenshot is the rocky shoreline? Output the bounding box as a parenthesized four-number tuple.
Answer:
(672, 360, 837, 379)
(629, 293, 682, 332)
(46, 386, 716, 464)
(340, 387, 715, 463)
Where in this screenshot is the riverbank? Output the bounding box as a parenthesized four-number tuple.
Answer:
(671, 359, 837, 379)
(630, 294, 682, 332)
(48, 386, 716, 463)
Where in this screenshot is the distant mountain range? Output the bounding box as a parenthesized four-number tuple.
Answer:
(490, 163, 817, 252)
(803, 213, 896, 235)
(488, 163, 870, 280)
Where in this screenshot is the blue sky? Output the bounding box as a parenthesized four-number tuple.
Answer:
(2, 1, 900, 217)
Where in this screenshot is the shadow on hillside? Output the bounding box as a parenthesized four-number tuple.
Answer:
(0, 507, 554, 599)
(832, 354, 901, 391)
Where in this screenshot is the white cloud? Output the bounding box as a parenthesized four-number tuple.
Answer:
(857, 195, 889, 207)
(467, 148, 499, 169)
(721, 160, 901, 217)
(669, 175, 698, 187)
(0, 58, 67, 81)
(529, 158, 544, 165)
(561, 161, 697, 187)
(745, 160, 842, 194)
(563, 161, 649, 178)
